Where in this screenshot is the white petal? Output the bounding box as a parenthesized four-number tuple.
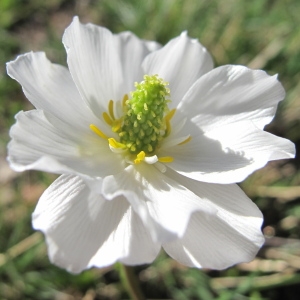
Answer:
(6, 52, 98, 131)
(143, 31, 213, 107)
(63, 17, 121, 115)
(102, 165, 174, 243)
(162, 120, 295, 184)
(144, 40, 161, 52)
(113, 31, 161, 93)
(163, 170, 264, 269)
(102, 164, 215, 242)
(177, 65, 285, 130)
(32, 175, 160, 273)
(8, 110, 124, 177)
(63, 17, 154, 116)
(142, 165, 216, 238)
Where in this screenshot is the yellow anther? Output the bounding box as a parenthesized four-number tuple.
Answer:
(90, 124, 108, 139)
(134, 151, 146, 164)
(144, 103, 148, 111)
(138, 151, 145, 160)
(122, 94, 128, 107)
(164, 109, 176, 137)
(103, 112, 113, 126)
(178, 136, 192, 145)
(108, 100, 115, 120)
(147, 144, 153, 152)
(158, 156, 174, 163)
(165, 108, 176, 122)
(165, 120, 171, 137)
(112, 119, 122, 132)
(108, 138, 126, 149)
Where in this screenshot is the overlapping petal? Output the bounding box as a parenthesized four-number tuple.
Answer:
(142, 31, 213, 107)
(160, 120, 295, 183)
(176, 65, 285, 130)
(102, 164, 216, 242)
(162, 170, 264, 269)
(113, 31, 161, 93)
(33, 175, 160, 273)
(8, 110, 124, 176)
(6, 51, 99, 131)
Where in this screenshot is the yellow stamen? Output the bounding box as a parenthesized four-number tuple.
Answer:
(90, 124, 108, 139)
(103, 112, 113, 126)
(165, 120, 171, 137)
(178, 136, 192, 145)
(158, 156, 174, 163)
(134, 151, 145, 164)
(164, 109, 176, 136)
(112, 119, 122, 132)
(122, 94, 128, 107)
(108, 100, 115, 120)
(165, 108, 176, 122)
(108, 138, 126, 149)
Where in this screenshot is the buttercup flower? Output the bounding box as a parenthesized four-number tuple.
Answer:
(7, 17, 295, 273)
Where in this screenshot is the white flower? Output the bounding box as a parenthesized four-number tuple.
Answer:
(7, 17, 295, 274)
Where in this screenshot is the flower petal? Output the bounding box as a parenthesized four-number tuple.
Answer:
(163, 170, 264, 269)
(32, 175, 160, 273)
(63, 17, 122, 115)
(102, 164, 216, 243)
(161, 120, 295, 184)
(6, 52, 98, 131)
(63, 17, 156, 116)
(101, 165, 174, 243)
(177, 65, 285, 130)
(113, 31, 161, 93)
(8, 110, 124, 177)
(143, 31, 213, 107)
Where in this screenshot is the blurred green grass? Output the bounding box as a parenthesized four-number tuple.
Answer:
(0, 0, 300, 299)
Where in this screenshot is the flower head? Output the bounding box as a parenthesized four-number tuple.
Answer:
(7, 17, 295, 273)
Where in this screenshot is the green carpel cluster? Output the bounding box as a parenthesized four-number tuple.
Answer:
(119, 75, 170, 154)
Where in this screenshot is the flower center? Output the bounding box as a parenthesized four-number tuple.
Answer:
(119, 74, 170, 154)
(89, 74, 190, 166)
